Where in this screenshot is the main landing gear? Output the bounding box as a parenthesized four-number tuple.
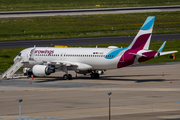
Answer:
(62, 65, 72, 80)
(63, 72, 99, 80)
(90, 73, 99, 79)
(62, 65, 101, 80)
(63, 74, 72, 80)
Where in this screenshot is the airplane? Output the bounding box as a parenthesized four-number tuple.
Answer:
(2, 16, 178, 80)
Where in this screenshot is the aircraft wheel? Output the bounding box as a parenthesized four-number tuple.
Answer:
(68, 74, 72, 80)
(63, 74, 68, 80)
(63, 74, 72, 80)
(95, 73, 99, 78)
(91, 73, 95, 79)
(91, 73, 99, 79)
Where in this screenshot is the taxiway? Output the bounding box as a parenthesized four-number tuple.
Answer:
(0, 63, 180, 120)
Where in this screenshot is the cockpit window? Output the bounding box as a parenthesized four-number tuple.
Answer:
(18, 53, 21, 56)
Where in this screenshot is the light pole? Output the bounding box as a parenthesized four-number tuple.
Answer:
(16, 99, 23, 120)
(106, 92, 112, 120)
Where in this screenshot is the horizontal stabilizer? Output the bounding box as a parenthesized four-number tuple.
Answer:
(129, 53, 147, 57)
(160, 51, 178, 56)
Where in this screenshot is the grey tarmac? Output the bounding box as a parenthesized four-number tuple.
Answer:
(0, 63, 180, 120)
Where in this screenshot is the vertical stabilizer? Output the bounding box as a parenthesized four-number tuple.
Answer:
(128, 16, 155, 50)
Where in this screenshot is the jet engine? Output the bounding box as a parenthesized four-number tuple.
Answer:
(32, 65, 55, 76)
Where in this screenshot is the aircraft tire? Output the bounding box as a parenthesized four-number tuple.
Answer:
(91, 73, 95, 79)
(68, 74, 72, 80)
(95, 73, 99, 79)
(91, 73, 99, 79)
(63, 74, 72, 80)
(63, 74, 68, 80)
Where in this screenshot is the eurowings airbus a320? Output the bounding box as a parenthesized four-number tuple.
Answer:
(2, 16, 178, 80)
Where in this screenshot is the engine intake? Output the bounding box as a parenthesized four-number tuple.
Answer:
(32, 65, 55, 76)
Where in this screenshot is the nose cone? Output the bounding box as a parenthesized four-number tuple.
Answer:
(13, 56, 18, 63)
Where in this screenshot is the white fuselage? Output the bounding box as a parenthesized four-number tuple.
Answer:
(20, 47, 124, 70)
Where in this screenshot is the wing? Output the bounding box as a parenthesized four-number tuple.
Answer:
(43, 60, 92, 70)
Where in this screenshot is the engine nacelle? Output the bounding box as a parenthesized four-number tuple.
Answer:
(32, 65, 55, 76)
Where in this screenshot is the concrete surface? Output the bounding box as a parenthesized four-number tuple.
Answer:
(0, 63, 180, 120)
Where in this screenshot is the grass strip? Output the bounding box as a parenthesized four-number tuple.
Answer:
(0, 11, 180, 41)
(0, 0, 180, 11)
(0, 40, 179, 73)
